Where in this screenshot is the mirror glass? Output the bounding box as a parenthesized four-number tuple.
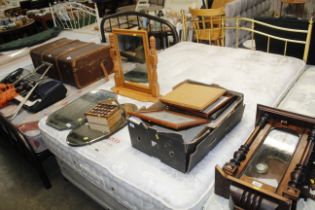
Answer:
(241, 129, 299, 189)
(117, 34, 149, 85)
(46, 90, 116, 130)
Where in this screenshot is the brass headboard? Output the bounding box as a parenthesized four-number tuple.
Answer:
(181, 11, 313, 62)
(233, 17, 313, 62)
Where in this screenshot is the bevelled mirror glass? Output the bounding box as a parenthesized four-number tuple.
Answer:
(117, 34, 149, 85)
(241, 129, 299, 189)
(110, 29, 159, 102)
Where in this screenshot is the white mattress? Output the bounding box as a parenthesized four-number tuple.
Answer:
(39, 42, 306, 210)
(279, 66, 315, 209)
(207, 66, 315, 210)
(279, 66, 315, 117)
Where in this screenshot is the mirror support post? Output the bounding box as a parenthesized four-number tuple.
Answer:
(109, 33, 124, 87)
(149, 36, 160, 98)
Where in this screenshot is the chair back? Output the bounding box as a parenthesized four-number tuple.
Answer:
(189, 7, 225, 45)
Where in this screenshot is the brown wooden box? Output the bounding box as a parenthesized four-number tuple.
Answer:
(57, 43, 113, 88)
(41, 40, 89, 80)
(30, 38, 72, 68)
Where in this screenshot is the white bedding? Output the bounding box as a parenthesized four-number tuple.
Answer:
(207, 66, 315, 210)
(279, 66, 315, 117)
(39, 42, 305, 210)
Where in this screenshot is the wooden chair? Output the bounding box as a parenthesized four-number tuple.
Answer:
(189, 7, 225, 46)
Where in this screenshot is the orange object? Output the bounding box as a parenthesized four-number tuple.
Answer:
(0, 83, 18, 107)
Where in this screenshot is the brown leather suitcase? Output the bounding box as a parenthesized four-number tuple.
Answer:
(57, 43, 113, 88)
(42, 40, 89, 79)
(30, 38, 71, 68)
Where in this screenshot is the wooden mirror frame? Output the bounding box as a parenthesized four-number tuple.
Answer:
(215, 105, 315, 210)
(109, 28, 160, 102)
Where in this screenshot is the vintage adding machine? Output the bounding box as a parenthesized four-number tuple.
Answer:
(127, 80, 245, 172)
(215, 105, 315, 210)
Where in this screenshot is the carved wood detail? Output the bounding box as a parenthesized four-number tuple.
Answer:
(216, 105, 315, 210)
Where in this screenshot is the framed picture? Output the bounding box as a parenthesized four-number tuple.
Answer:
(129, 110, 208, 130)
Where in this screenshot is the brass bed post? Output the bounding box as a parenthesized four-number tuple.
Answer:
(267, 36, 270, 53)
(303, 18, 313, 62)
(284, 40, 288, 56)
(251, 20, 254, 50)
(235, 17, 239, 48)
(180, 10, 187, 42)
(209, 16, 213, 45)
(222, 17, 225, 46)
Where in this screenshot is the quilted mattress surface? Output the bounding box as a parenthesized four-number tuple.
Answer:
(39, 42, 305, 210)
(279, 66, 315, 118)
(208, 66, 315, 210)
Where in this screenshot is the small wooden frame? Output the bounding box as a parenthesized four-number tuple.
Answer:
(128, 109, 208, 130)
(109, 28, 160, 102)
(215, 105, 315, 210)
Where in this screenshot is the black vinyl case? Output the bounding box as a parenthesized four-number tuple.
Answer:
(127, 82, 245, 172)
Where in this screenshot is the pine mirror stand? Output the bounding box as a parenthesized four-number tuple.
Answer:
(109, 29, 160, 102)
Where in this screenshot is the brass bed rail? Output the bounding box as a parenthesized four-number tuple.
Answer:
(181, 11, 313, 62)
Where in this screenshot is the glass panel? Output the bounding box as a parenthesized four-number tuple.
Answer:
(117, 34, 149, 85)
(143, 111, 196, 124)
(67, 103, 138, 146)
(242, 129, 299, 188)
(46, 90, 116, 130)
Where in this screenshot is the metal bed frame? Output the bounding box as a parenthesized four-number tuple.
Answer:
(181, 11, 313, 62)
(100, 11, 179, 49)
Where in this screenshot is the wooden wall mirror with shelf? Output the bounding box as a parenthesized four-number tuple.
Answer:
(215, 105, 315, 210)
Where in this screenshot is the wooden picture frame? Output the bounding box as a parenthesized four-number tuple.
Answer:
(109, 28, 160, 102)
(128, 110, 208, 130)
(215, 105, 315, 210)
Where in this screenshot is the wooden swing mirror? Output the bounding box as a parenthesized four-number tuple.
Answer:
(109, 28, 159, 102)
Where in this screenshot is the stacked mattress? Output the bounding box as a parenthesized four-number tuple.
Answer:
(39, 42, 306, 209)
(279, 66, 315, 117)
(207, 66, 315, 210)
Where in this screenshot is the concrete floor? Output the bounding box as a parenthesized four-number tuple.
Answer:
(0, 140, 104, 210)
